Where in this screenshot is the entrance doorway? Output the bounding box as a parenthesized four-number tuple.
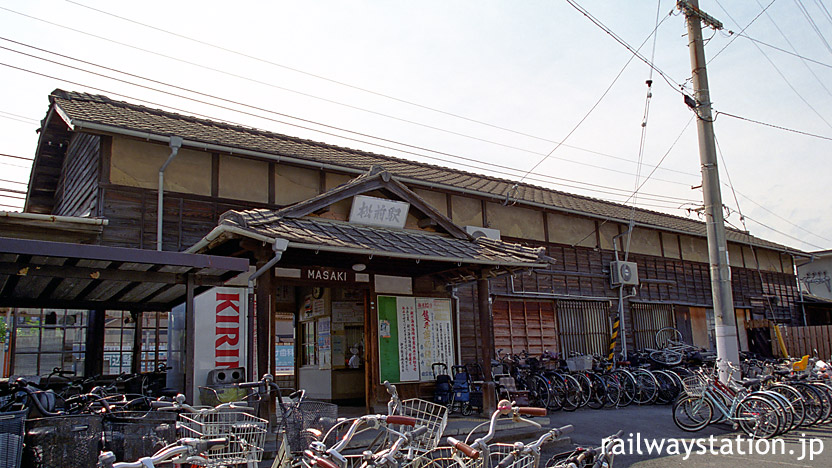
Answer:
(276, 285, 367, 403)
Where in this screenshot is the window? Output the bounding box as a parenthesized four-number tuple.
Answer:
(104, 311, 135, 374)
(301, 321, 317, 366)
(631, 303, 676, 350)
(556, 300, 611, 357)
(12, 309, 87, 376)
(140, 312, 169, 372)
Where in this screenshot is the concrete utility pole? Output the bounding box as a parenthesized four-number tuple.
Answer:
(680, 0, 740, 382)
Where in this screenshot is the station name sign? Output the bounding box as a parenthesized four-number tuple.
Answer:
(302, 267, 355, 283)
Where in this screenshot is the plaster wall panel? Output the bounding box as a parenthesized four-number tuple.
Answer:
(547, 212, 596, 248)
(628, 227, 662, 256)
(728, 244, 744, 268)
(451, 195, 482, 228)
(111, 138, 210, 195)
(599, 222, 622, 251)
(413, 188, 448, 216)
(662, 233, 681, 259)
(680, 235, 709, 263)
(275, 164, 318, 205)
(486, 202, 545, 241)
(742, 245, 758, 269)
(218, 155, 268, 203)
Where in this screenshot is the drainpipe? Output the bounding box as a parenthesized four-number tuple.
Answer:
(246, 238, 290, 381)
(157, 136, 183, 251)
(450, 286, 462, 366)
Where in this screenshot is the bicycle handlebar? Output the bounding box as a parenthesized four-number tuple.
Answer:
(447, 437, 480, 459)
(98, 438, 227, 468)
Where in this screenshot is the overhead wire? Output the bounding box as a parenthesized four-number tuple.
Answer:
(708, 0, 777, 64)
(12, 3, 691, 180)
(625, 0, 664, 258)
(0, 3, 823, 246)
(755, 0, 832, 99)
(794, 0, 832, 55)
(715, 0, 832, 131)
(0, 39, 707, 206)
(0, 61, 700, 211)
(518, 2, 675, 184)
(735, 32, 832, 69)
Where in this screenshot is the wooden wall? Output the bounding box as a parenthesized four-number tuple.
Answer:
(53, 133, 100, 217)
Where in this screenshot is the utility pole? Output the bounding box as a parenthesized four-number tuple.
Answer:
(679, 0, 740, 382)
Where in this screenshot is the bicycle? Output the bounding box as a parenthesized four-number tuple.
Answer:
(98, 437, 229, 467)
(545, 430, 622, 468)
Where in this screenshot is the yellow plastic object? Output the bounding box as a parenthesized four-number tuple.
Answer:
(793, 355, 809, 372)
(773, 325, 789, 358)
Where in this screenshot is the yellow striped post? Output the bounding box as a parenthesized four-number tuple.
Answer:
(607, 318, 620, 369)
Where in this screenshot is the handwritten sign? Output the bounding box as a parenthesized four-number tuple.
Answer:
(349, 195, 410, 229)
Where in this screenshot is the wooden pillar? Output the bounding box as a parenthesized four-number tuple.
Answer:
(478, 277, 497, 414)
(84, 308, 106, 378)
(255, 262, 273, 380)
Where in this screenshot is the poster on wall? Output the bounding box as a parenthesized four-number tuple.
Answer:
(416, 298, 454, 380)
(318, 317, 331, 370)
(378, 295, 454, 383)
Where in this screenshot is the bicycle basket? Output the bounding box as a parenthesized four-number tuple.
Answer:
(682, 375, 707, 397)
(393, 398, 449, 453)
(0, 410, 26, 468)
(488, 444, 536, 468)
(23, 413, 103, 468)
(276, 400, 338, 453)
(179, 410, 268, 466)
(406, 446, 484, 468)
(103, 410, 177, 462)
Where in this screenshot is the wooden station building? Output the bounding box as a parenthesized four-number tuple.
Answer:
(2, 89, 807, 408)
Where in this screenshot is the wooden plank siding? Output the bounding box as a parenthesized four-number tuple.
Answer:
(53, 133, 100, 217)
(779, 325, 832, 359)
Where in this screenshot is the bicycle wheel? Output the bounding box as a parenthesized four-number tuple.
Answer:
(528, 375, 551, 410)
(655, 327, 684, 349)
(560, 374, 582, 412)
(572, 373, 592, 408)
(734, 395, 781, 439)
(672, 395, 713, 431)
(612, 369, 636, 407)
(810, 382, 832, 424)
(752, 390, 792, 436)
(770, 384, 805, 429)
(793, 382, 824, 426)
(586, 373, 606, 409)
(632, 369, 658, 405)
(652, 370, 679, 405)
(649, 349, 683, 367)
(603, 374, 621, 408)
(546, 374, 565, 412)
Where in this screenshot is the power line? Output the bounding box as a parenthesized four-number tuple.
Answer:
(715, 110, 832, 140)
(755, 0, 832, 98)
(0, 44, 708, 207)
(520, 2, 673, 185)
(735, 33, 832, 69)
(0, 110, 39, 123)
(0, 178, 27, 185)
(709, 0, 777, 64)
(716, 1, 832, 131)
(0, 153, 34, 161)
(24, 3, 694, 180)
(794, 0, 832, 56)
(564, 0, 686, 96)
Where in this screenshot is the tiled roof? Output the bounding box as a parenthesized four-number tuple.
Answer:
(47, 89, 802, 254)
(219, 209, 551, 267)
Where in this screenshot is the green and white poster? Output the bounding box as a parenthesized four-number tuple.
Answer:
(378, 295, 454, 383)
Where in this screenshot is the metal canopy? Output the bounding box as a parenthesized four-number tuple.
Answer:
(0, 236, 250, 311)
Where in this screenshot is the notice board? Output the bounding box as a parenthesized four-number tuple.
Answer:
(378, 295, 454, 383)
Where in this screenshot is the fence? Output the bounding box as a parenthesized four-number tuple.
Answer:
(777, 324, 832, 360)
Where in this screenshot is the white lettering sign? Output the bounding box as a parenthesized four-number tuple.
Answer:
(349, 195, 410, 229)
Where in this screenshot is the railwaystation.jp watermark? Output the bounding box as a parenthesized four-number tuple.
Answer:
(603, 433, 825, 461)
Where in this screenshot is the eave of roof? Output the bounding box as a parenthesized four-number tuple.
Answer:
(42, 89, 808, 257)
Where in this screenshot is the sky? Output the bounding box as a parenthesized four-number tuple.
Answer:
(0, 0, 830, 254)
